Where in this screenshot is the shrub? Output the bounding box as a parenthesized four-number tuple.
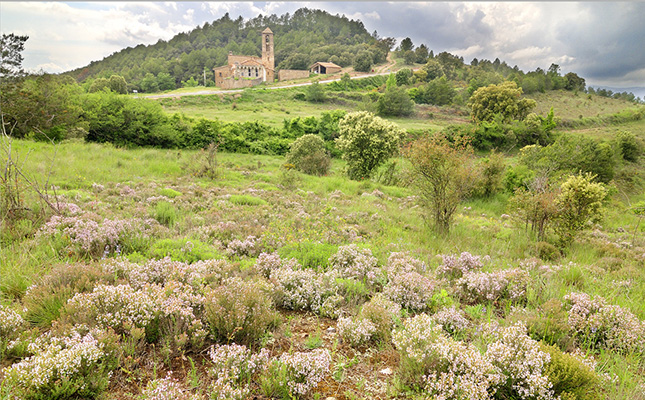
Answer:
(285, 134, 330, 176)
(468, 81, 536, 123)
(539, 343, 602, 400)
(328, 244, 382, 287)
(536, 241, 560, 261)
(267, 349, 331, 397)
(269, 266, 338, 313)
(0, 305, 24, 358)
(474, 150, 506, 198)
(208, 344, 270, 400)
(141, 375, 195, 400)
(336, 111, 404, 180)
(225, 235, 260, 258)
(359, 294, 401, 343)
(153, 201, 178, 227)
(436, 251, 484, 280)
(255, 251, 300, 279)
(404, 134, 476, 234)
(385, 252, 427, 277)
(454, 268, 530, 305)
(2, 329, 117, 400)
(204, 278, 280, 345)
(431, 306, 470, 336)
(615, 130, 642, 162)
(384, 271, 437, 311)
(376, 85, 414, 117)
(563, 291, 645, 353)
(337, 316, 377, 347)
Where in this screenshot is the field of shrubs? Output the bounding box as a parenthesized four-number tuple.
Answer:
(1, 131, 645, 400)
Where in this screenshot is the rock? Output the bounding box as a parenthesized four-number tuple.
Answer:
(380, 367, 393, 375)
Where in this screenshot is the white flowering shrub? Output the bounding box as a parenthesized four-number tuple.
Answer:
(275, 349, 331, 397)
(37, 214, 156, 259)
(226, 235, 259, 257)
(393, 314, 500, 397)
(208, 344, 270, 400)
(270, 266, 338, 313)
(204, 277, 279, 345)
(0, 305, 25, 358)
(432, 307, 471, 335)
(2, 329, 115, 399)
(255, 252, 300, 279)
(337, 316, 377, 346)
(385, 252, 427, 276)
(483, 322, 556, 400)
(454, 268, 530, 305)
(384, 271, 437, 311)
(437, 251, 485, 280)
(141, 374, 195, 400)
(564, 292, 645, 353)
(329, 244, 382, 287)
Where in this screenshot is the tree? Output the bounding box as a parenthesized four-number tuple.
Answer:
(140, 73, 159, 93)
(403, 50, 416, 65)
(353, 51, 372, 72)
(468, 81, 536, 123)
(395, 68, 412, 86)
(377, 85, 414, 117)
(108, 75, 128, 94)
(564, 72, 586, 92)
(0, 33, 29, 80)
(336, 111, 404, 180)
(89, 78, 110, 93)
(555, 173, 607, 246)
(340, 72, 351, 91)
(405, 134, 476, 234)
(423, 59, 444, 81)
(414, 44, 429, 64)
(285, 134, 330, 176)
(399, 37, 414, 52)
(305, 80, 327, 103)
(157, 72, 175, 91)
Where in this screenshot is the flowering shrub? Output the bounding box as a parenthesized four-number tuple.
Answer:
(432, 306, 471, 335)
(208, 344, 270, 400)
(454, 268, 530, 305)
(484, 322, 556, 400)
(141, 375, 195, 400)
(436, 251, 485, 280)
(359, 294, 401, 342)
(393, 313, 501, 397)
(385, 251, 427, 277)
(204, 277, 279, 345)
(37, 213, 156, 259)
(337, 316, 377, 346)
(384, 271, 437, 311)
(275, 349, 331, 397)
(329, 244, 381, 287)
(563, 292, 645, 353)
(255, 252, 300, 279)
(2, 329, 115, 400)
(226, 235, 259, 257)
(0, 305, 24, 356)
(270, 266, 338, 313)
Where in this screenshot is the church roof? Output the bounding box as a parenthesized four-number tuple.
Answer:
(262, 27, 273, 34)
(240, 59, 263, 66)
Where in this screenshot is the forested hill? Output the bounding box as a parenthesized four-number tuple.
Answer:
(65, 8, 379, 88)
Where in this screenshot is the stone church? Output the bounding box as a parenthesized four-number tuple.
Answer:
(213, 27, 275, 89)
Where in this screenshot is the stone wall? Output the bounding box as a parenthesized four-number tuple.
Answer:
(218, 77, 263, 90)
(278, 69, 310, 82)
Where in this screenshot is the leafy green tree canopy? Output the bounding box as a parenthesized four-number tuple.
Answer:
(469, 81, 536, 123)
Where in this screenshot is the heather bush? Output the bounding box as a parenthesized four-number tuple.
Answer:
(141, 375, 195, 400)
(262, 349, 331, 398)
(204, 277, 280, 345)
(436, 251, 485, 280)
(483, 322, 556, 400)
(285, 134, 331, 176)
(328, 244, 382, 287)
(270, 265, 338, 313)
(207, 344, 270, 400)
(384, 271, 437, 311)
(539, 343, 603, 400)
(226, 235, 260, 257)
(255, 251, 300, 279)
(432, 306, 471, 336)
(337, 316, 377, 347)
(563, 291, 645, 353)
(385, 251, 427, 277)
(454, 268, 530, 305)
(0, 305, 24, 357)
(2, 328, 118, 400)
(393, 313, 501, 396)
(359, 294, 401, 342)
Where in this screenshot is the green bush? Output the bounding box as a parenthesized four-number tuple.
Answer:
(285, 134, 330, 176)
(535, 241, 561, 261)
(153, 201, 178, 227)
(377, 86, 414, 117)
(540, 342, 602, 400)
(159, 188, 182, 198)
(616, 130, 642, 162)
(148, 238, 222, 263)
(204, 277, 280, 345)
(555, 173, 607, 246)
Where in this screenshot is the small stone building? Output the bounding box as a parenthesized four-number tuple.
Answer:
(310, 62, 342, 75)
(213, 27, 275, 88)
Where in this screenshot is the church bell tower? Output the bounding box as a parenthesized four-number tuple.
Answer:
(261, 27, 274, 82)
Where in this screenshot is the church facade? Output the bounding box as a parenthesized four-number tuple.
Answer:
(213, 27, 275, 89)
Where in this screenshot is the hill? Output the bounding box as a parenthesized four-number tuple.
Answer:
(65, 8, 382, 90)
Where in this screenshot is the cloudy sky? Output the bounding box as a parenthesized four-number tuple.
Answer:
(2, 1, 644, 93)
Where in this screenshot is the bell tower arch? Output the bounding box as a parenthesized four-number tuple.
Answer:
(261, 27, 274, 82)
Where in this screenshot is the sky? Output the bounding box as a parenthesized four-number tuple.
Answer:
(1, 1, 644, 95)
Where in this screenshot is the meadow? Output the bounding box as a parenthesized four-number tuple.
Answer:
(1, 116, 645, 399)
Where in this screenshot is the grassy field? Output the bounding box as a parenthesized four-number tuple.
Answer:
(1, 134, 645, 399)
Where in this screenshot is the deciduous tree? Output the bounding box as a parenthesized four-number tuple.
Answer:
(469, 81, 536, 123)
